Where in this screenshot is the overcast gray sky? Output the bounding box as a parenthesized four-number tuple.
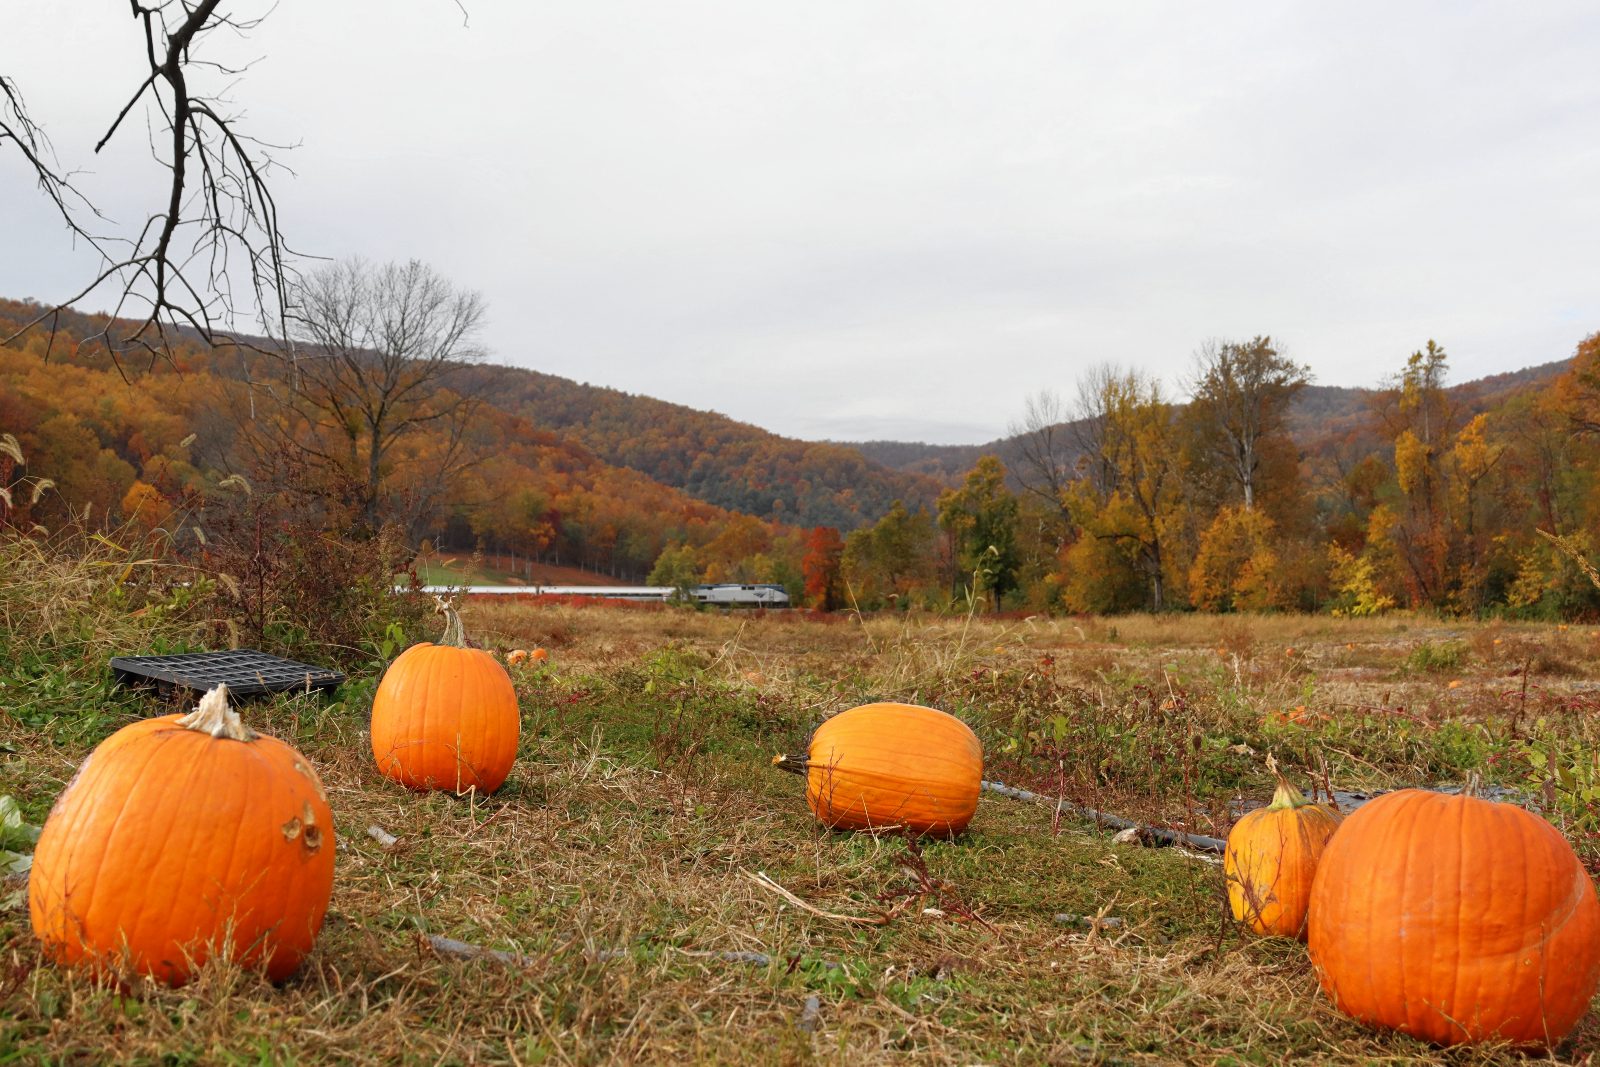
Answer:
(6, 2, 1600, 444)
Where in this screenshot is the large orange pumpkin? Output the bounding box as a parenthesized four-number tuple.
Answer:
(1224, 757, 1342, 940)
(1309, 786, 1600, 1047)
(371, 596, 519, 792)
(29, 684, 334, 986)
(773, 702, 982, 836)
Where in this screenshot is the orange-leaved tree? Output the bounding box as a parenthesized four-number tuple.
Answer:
(802, 526, 844, 610)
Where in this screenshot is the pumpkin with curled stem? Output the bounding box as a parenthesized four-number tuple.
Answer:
(1224, 756, 1342, 940)
(371, 596, 519, 792)
(29, 684, 335, 986)
(1308, 781, 1600, 1047)
(773, 702, 982, 837)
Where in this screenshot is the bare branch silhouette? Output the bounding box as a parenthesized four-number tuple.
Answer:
(3, 2, 296, 375)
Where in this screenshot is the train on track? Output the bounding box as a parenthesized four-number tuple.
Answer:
(419, 582, 790, 607)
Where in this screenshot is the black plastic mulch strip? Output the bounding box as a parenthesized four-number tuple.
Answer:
(109, 649, 345, 698)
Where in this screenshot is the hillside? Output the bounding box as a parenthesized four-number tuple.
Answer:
(458, 365, 946, 530)
(0, 298, 799, 582)
(0, 298, 944, 551)
(1282, 359, 1569, 444)
(845, 439, 995, 488)
(851, 360, 1575, 483)
(2, 292, 1577, 545)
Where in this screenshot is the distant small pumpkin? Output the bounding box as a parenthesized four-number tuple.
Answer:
(773, 703, 982, 837)
(507, 649, 530, 665)
(1264, 706, 1322, 726)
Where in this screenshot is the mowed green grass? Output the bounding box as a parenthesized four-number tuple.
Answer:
(3, 606, 1599, 1064)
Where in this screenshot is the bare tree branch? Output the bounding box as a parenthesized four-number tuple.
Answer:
(1006, 388, 1077, 520)
(3, 2, 296, 373)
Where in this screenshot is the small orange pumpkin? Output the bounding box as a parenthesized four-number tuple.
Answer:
(507, 649, 530, 665)
(1225, 756, 1342, 939)
(371, 596, 519, 792)
(530, 648, 549, 662)
(29, 684, 334, 985)
(773, 702, 982, 836)
(1263, 706, 1325, 726)
(1309, 784, 1600, 1046)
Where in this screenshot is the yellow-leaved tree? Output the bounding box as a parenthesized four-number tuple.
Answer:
(1189, 507, 1283, 612)
(1062, 366, 1186, 611)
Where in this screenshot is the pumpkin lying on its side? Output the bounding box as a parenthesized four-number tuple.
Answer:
(371, 595, 519, 793)
(1224, 756, 1342, 940)
(30, 684, 335, 986)
(773, 702, 982, 837)
(1309, 783, 1600, 1047)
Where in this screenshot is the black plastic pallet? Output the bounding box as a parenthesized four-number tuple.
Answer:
(109, 649, 346, 698)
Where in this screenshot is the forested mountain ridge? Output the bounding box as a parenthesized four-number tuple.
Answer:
(456, 365, 946, 530)
(0, 298, 801, 582)
(849, 359, 1573, 485)
(11, 290, 1600, 620)
(1283, 359, 1569, 444)
(0, 297, 945, 535)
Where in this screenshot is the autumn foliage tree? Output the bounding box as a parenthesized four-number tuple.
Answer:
(937, 456, 1020, 609)
(802, 526, 845, 610)
(1186, 337, 1311, 512)
(1061, 368, 1184, 611)
(842, 499, 936, 608)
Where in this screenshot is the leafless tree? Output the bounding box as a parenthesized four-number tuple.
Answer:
(1068, 362, 1127, 500)
(1006, 388, 1077, 519)
(1187, 337, 1311, 510)
(2, 3, 295, 373)
(252, 259, 490, 533)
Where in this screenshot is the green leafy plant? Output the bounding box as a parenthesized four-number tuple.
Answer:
(0, 794, 41, 909)
(1406, 640, 1464, 672)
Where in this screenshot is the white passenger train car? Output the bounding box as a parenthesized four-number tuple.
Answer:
(420, 583, 790, 606)
(685, 583, 790, 606)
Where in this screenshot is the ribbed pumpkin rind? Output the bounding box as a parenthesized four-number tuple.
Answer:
(28, 716, 335, 986)
(1225, 800, 1342, 939)
(803, 703, 982, 835)
(370, 642, 520, 792)
(1308, 788, 1600, 1047)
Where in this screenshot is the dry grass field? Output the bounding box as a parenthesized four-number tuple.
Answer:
(5, 594, 1600, 1065)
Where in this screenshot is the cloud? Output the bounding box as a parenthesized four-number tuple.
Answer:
(6, 1, 1599, 444)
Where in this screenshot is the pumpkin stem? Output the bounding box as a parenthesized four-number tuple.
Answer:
(433, 595, 468, 648)
(1264, 753, 1314, 810)
(175, 683, 257, 741)
(772, 752, 809, 776)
